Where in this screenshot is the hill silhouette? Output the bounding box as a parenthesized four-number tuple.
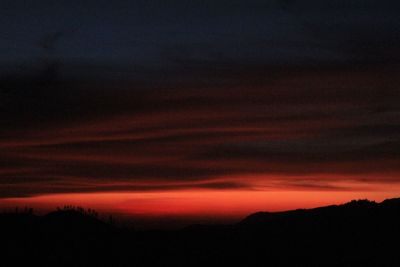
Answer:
(1, 198, 400, 266)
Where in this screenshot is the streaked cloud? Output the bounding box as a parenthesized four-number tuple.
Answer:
(1, 64, 399, 198)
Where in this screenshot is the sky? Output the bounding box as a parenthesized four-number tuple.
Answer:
(1, 0, 400, 225)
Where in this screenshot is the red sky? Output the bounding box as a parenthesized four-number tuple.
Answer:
(2, 1, 400, 231)
(2, 187, 400, 219)
(1, 65, 400, 226)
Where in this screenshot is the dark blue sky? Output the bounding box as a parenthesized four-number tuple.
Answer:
(2, 0, 399, 78)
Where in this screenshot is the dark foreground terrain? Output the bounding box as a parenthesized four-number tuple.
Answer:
(1, 198, 400, 267)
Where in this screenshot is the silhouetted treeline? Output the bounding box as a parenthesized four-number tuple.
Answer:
(56, 205, 99, 218)
(1, 198, 400, 267)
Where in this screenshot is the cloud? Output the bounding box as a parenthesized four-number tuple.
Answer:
(1, 62, 399, 198)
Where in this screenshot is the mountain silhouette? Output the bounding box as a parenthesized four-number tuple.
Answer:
(1, 198, 400, 266)
(239, 199, 378, 227)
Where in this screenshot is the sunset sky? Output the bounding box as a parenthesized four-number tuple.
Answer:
(1, 0, 400, 225)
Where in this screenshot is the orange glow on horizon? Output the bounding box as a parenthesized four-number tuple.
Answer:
(2, 187, 400, 221)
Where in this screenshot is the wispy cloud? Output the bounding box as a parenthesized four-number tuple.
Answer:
(1, 64, 399, 197)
